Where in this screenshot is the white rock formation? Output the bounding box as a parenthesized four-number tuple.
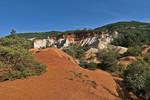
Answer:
(86, 48, 98, 59)
(97, 41, 108, 49)
(85, 48, 100, 63)
(34, 39, 47, 48)
(60, 38, 70, 50)
(81, 38, 91, 47)
(88, 37, 99, 48)
(57, 39, 66, 48)
(28, 37, 36, 41)
(47, 39, 55, 46)
(111, 31, 123, 38)
(112, 46, 128, 54)
(33, 31, 127, 55)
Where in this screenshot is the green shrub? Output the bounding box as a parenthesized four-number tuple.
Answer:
(79, 62, 88, 68)
(80, 62, 97, 70)
(123, 46, 142, 56)
(111, 30, 150, 47)
(91, 80, 98, 86)
(144, 54, 150, 65)
(0, 35, 32, 49)
(97, 49, 119, 72)
(63, 48, 76, 58)
(117, 63, 125, 77)
(87, 62, 97, 70)
(62, 44, 89, 60)
(123, 59, 150, 99)
(0, 35, 47, 81)
(7, 71, 23, 80)
(85, 75, 89, 78)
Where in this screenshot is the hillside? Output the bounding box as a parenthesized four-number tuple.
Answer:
(2, 21, 150, 99)
(0, 48, 121, 100)
(0, 35, 47, 82)
(16, 21, 150, 39)
(94, 21, 150, 32)
(17, 31, 62, 39)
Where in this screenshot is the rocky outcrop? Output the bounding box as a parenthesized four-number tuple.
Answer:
(85, 48, 98, 59)
(98, 43, 128, 54)
(119, 56, 137, 68)
(85, 45, 128, 63)
(34, 39, 47, 48)
(112, 46, 128, 54)
(34, 32, 102, 49)
(97, 41, 108, 49)
(33, 31, 127, 54)
(85, 48, 99, 63)
(47, 38, 56, 46)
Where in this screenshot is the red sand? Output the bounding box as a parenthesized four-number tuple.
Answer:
(0, 47, 119, 100)
(119, 56, 137, 68)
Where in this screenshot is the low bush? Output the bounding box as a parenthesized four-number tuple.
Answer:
(80, 62, 97, 70)
(87, 62, 97, 70)
(117, 63, 125, 77)
(97, 49, 119, 72)
(62, 44, 89, 60)
(79, 62, 88, 68)
(123, 46, 142, 56)
(0, 35, 47, 81)
(144, 54, 150, 65)
(123, 59, 150, 99)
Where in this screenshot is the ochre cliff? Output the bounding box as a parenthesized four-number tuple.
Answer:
(33, 31, 125, 51)
(0, 47, 121, 100)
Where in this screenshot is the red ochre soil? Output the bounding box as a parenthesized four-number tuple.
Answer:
(0, 47, 120, 100)
(119, 56, 137, 68)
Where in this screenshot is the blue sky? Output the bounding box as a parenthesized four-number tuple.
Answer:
(0, 0, 150, 37)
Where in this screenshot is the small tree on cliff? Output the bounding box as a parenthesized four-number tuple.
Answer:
(11, 29, 16, 35)
(83, 28, 87, 32)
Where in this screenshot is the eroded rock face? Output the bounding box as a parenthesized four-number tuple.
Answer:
(86, 48, 98, 59)
(34, 33, 101, 49)
(47, 39, 56, 47)
(98, 44, 128, 54)
(34, 39, 47, 48)
(112, 46, 128, 54)
(33, 31, 127, 54)
(97, 41, 108, 49)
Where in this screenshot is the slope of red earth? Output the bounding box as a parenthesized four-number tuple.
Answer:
(0, 47, 120, 100)
(119, 56, 137, 68)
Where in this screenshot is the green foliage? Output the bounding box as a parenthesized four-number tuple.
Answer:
(1, 35, 32, 49)
(68, 57, 70, 60)
(117, 62, 125, 77)
(79, 62, 97, 70)
(7, 71, 22, 80)
(11, 29, 16, 35)
(94, 21, 150, 48)
(144, 54, 150, 65)
(63, 44, 89, 60)
(16, 31, 62, 39)
(94, 21, 150, 32)
(17, 28, 94, 39)
(63, 48, 76, 58)
(63, 28, 93, 35)
(123, 59, 150, 99)
(97, 49, 119, 72)
(86, 62, 97, 70)
(79, 62, 88, 68)
(123, 46, 142, 56)
(112, 30, 150, 47)
(0, 35, 47, 81)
